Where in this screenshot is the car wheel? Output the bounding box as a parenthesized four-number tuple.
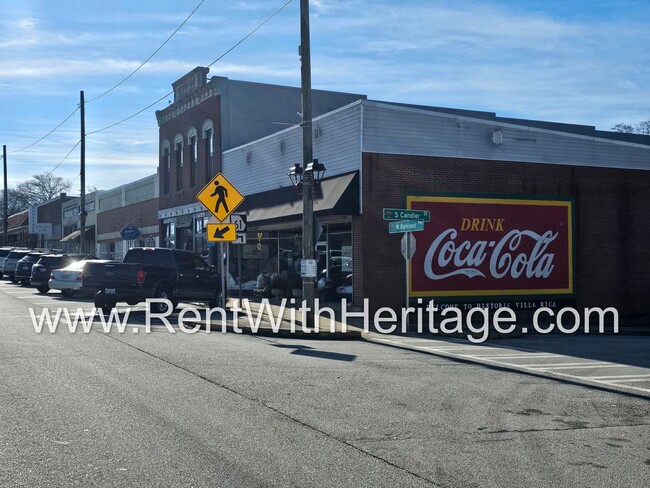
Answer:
(61, 289, 75, 298)
(208, 290, 223, 309)
(151, 285, 173, 314)
(10, 276, 16, 283)
(37, 285, 49, 294)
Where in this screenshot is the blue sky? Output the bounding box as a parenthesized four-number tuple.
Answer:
(1, 0, 648, 192)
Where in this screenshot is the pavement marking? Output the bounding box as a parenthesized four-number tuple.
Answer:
(526, 363, 629, 370)
(367, 335, 650, 397)
(586, 374, 650, 380)
(464, 353, 561, 360)
(599, 377, 650, 383)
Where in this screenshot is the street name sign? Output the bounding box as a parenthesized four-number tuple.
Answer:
(383, 208, 430, 222)
(197, 172, 245, 222)
(389, 220, 425, 233)
(207, 223, 237, 242)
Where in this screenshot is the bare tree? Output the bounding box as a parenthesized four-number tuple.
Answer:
(0, 189, 30, 217)
(611, 120, 650, 135)
(15, 173, 72, 206)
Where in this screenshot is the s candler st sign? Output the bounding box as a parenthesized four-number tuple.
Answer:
(406, 195, 574, 298)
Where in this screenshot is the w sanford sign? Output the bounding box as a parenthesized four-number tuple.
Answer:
(407, 195, 574, 298)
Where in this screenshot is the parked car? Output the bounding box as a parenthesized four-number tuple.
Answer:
(14, 252, 45, 285)
(83, 247, 222, 314)
(2, 249, 32, 282)
(49, 259, 112, 297)
(30, 254, 93, 293)
(0, 247, 15, 278)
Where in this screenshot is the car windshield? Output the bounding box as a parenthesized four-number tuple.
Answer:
(37, 256, 69, 267)
(7, 251, 29, 260)
(21, 254, 42, 263)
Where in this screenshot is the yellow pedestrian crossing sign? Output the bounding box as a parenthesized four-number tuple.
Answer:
(197, 172, 245, 222)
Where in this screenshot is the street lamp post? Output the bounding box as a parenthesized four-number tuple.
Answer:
(288, 159, 326, 329)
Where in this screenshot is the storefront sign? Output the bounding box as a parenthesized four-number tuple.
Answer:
(407, 195, 574, 298)
(120, 225, 141, 240)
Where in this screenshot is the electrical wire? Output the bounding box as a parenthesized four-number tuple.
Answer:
(10, 0, 205, 153)
(86, 91, 172, 136)
(206, 0, 293, 68)
(46, 140, 81, 177)
(86, 0, 294, 136)
(86, 0, 206, 103)
(12, 107, 79, 153)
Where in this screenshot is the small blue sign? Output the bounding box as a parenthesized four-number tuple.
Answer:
(120, 225, 141, 240)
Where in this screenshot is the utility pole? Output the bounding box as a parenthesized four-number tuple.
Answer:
(2, 145, 7, 246)
(80, 91, 87, 255)
(300, 0, 315, 328)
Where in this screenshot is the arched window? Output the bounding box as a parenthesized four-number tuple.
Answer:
(187, 127, 198, 187)
(174, 134, 183, 190)
(202, 119, 215, 182)
(161, 139, 171, 194)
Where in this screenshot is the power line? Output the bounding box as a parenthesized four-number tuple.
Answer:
(86, 0, 294, 136)
(46, 140, 81, 177)
(86, 91, 172, 136)
(86, 0, 206, 103)
(10, 0, 205, 153)
(207, 0, 293, 69)
(12, 107, 79, 153)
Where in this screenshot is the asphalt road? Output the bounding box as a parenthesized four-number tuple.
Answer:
(1, 281, 649, 487)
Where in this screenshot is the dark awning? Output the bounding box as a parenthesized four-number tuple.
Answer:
(209, 171, 359, 226)
(60, 225, 96, 242)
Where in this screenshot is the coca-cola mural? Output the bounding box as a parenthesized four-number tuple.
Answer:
(408, 195, 574, 297)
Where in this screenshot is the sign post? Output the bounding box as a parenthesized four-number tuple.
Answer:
(385, 207, 426, 308)
(197, 172, 245, 306)
(401, 232, 416, 308)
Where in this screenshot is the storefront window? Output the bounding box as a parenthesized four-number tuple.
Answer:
(194, 217, 209, 258)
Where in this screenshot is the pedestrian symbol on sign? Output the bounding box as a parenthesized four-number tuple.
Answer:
(209, 180, 229, 215)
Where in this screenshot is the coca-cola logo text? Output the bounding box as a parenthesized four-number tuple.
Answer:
(424, 227, 557, 280)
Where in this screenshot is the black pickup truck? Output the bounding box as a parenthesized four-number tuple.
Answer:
(82, 247, 221, 314)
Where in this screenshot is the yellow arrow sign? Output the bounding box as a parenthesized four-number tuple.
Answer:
(197, 172, 245, 222)
(206, 223, 237, 242)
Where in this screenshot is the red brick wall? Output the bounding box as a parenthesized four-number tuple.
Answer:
(97, 199, 159, 236)
(158, 96, 221, 211)
(359, 152, 650, 317)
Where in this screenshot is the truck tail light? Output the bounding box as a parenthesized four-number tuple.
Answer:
(137, 270, 146, 284)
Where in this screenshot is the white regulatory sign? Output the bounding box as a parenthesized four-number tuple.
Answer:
(300, 259, 318, 278)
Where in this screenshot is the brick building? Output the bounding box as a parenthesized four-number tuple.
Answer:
(35, 192, 76, 250)
(218, 99, 650, 320)
(96, 174, 159, 260)
(0, 210, 32, 248)
(154, 67, 365, 257)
